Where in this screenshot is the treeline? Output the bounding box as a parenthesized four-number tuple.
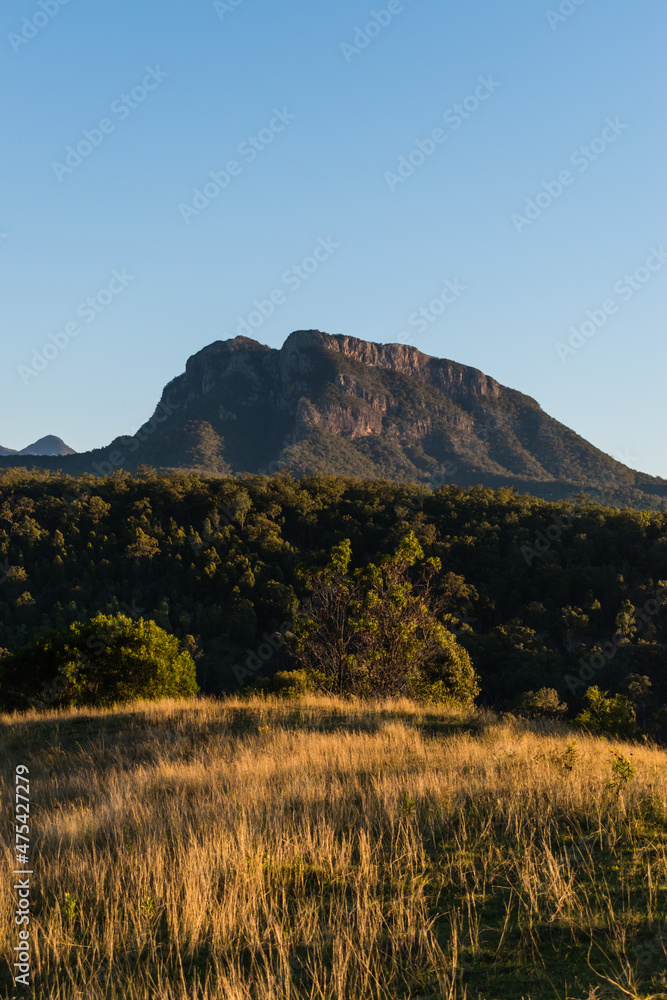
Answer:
(1, 468, 666, 722)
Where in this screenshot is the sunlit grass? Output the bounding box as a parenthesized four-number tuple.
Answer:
(1, 695, 667, 998)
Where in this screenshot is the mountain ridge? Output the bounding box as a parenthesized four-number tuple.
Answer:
(1, 331, 664, 509)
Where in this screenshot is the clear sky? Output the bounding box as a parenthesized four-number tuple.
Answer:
(1, 0, 665, 475)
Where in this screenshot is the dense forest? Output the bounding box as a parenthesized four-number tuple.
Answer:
(1, 468, 666, 722)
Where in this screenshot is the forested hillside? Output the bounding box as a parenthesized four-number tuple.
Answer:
(1, 468, 666, 719)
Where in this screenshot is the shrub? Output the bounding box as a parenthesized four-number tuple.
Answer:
(272, 669, 314, 698)
(575, 686, 636, 739)
(0, 613, 199, 710)
(246, 669, 315, 699)
(515, 687, 568, 720)
(290, 532, 480, 703)
(551, 741, 578, 772)
(606, 748, 635, 794)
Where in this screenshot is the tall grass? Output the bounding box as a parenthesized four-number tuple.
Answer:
(1, 695, 666, 999)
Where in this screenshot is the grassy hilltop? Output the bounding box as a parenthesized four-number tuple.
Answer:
(2, 696, 667, 999)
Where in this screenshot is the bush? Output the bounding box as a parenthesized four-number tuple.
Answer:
(272, 669, 313, 696)
(407, 678, 464, 707)
(291, 532, 480, 702)
(0, 613, 199, 710)
(575, 686, 636, 739)
(246, 669, 315, 699)
(515, 687, 568, 720)
(425, 630, 480, 706)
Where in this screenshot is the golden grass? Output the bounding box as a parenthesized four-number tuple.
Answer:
(1, 695, 667, 999)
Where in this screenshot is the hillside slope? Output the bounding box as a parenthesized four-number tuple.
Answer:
(2, 696, 666, 998)
(18, 435, 76, 456)
(1, 436, 75, 457)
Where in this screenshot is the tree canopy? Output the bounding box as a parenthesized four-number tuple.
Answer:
(290, 531, 479, 702)
(1, 470, 666, 725)
(1, 612, 199, 709)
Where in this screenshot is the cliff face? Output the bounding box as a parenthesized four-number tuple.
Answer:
(1, 330, 665, 507)
(148, 330, 518, 473)
(306, 331, 502, 400)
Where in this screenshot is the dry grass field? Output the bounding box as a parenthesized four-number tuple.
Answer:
(2, 695, 667, 999)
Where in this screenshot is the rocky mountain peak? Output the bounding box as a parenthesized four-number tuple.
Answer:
(1, 331, 664, 509)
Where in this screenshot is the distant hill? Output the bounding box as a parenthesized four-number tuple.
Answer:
(18, 435, 76, 457)
(1, 331, 664, 508)
(1, 436, 76, 457)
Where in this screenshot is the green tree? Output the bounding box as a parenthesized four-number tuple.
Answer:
(626, 673, 652, 730)
(556, 606, 590, 653)
(515, 687, 568, 720)
(575, 685, 636, 738)
(183, 421, 230, 475)
(466, 622, 561, 706)
(615, 599, 638, 643)
(126, 527, 160, 560)
(0, 613, 199, 710)
(290, 532, 479, 702)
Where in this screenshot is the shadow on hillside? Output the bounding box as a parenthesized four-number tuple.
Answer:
(0, 703, 483, 756)
(0, 709, 167, 754)
(217, 705, 485, 742)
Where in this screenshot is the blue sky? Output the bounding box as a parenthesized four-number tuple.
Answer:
(1, 0, 665, 475)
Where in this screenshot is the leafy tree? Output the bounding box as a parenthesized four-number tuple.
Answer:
(515, 687, 568, 720)
(465, 622, 562, 706)
(575, 686, 636, 738)
(183, 421, 230, 475)
(555, 606, 590, 653)
(1, 470, 667, 711)
(247, 669, 315, 699)
(626, 673, 652, 730)
(289, 537, 356, 694)
(126, 527, 160, 560)
(290, 532, 480, 702)
(0, 613, 199, 710)
(615, 599, 638, 642)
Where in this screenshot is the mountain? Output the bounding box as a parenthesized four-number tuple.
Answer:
(17, 436, 76, 457)
(1, 436, 75, 457)
(1, 330, 665, 508)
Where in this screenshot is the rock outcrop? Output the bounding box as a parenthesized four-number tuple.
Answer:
(1, 331, 665, 508)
